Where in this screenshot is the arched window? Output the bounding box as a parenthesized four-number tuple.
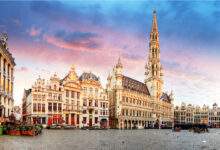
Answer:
(90, 87, 93, 94)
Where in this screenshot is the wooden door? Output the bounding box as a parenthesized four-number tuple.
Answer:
(89, 118, 92, 127)
(71, 114, 75, 125)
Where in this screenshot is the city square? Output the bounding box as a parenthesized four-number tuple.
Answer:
(0, 1, 220, 150)
(1, 129, 220, 150)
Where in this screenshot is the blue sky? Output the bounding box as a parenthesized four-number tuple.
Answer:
(0, 0, 220, 106)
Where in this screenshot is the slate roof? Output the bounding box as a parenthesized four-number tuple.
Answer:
(79, 72, 99, 81)
(24, 89, 32, 97)
(160, 92, 171, 103)
(122, 75, 150, 95)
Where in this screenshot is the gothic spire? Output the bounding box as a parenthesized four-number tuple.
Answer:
(145, 10, 163, 98)
(152, 10, 158, 33)
(116, 56, 123, 68)
(150, 10, 159, 49)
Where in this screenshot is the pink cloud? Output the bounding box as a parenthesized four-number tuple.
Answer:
(16, 66, 29, 73)
(9, 26, 220, 107)
(29, 27, 41, 37)
(43, 34, 99, 52)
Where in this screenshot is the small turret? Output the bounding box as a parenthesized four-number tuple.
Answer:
(115, 57, 123, 75)
(213, 103, 218, 109)
(70, 64, 76, 72)
(116, 57, 123, 68)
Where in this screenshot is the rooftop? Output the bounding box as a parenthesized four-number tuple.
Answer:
(122, 75, 150, 95)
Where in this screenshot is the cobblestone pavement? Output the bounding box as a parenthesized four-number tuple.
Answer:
(1, 129, 220, 150)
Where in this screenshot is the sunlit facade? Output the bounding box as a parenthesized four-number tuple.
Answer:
(0, 33, 15, 123)
(46, 74, 64, 125)
(22, 77, 46, 125)
(174, 102, 220, 127)
(80, 72, 109, 128)
(107, 11, 174, 129)
(62, 66, 82, 127)
(22, 66, 109, 128)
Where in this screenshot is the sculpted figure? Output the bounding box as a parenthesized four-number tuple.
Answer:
(0, 33, 8, 49)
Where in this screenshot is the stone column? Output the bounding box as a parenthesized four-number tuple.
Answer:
(68, 113, 71, 125)
(79, 114, 82, 128)
(5, 63, 8, 94)
(8, 65, 11, 95)
(3, 59, 5, 92)
(74, 113, 77, 126)
(121, 119, 124, 129)
(11, 68, 13, 97)
(7, 65, 9, 94)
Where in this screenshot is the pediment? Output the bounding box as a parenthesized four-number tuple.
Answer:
(64, 81, 81, 89)
(81, 79, 101, 87)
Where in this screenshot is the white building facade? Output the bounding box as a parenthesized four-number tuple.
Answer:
(0, 33, 15, 123)
(174, 103, 220, 127)
(22, 67, 109, 128)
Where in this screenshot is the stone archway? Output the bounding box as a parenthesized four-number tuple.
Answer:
(100, 119, 108, 128)
(132, 120, 138, 129)
(124, 120, 128, 129)
(139, 120, 141, 128)
(142, 121, 144, 127)
(128, 120, 131, 129)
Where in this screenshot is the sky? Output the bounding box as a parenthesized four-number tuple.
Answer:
(0, 0, 220, 107)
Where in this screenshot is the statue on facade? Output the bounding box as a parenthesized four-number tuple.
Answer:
(0, 33, 8, 50)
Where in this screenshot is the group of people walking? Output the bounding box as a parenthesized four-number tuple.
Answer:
(174, 123, 209, 133)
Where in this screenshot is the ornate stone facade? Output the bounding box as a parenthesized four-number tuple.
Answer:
(22, 66, 108, 128)
(46, 74, 63, 125)
(107, 11, 174, 129)
(0, 33, 15, 123)
(80, 72, 108, 128)
(61, 65, 82, 127)
(22, 75, 64, 125)
(174, 103, 220, 127)
(22, 77, 47, 125)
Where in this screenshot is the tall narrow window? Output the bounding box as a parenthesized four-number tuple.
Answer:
(89, 100, 92, 106)
(38, 103, 41, 112)
(42, 104, 45, 112)
(77, 92, 80, 99)
(53, 103, 57, 111)
(66, 90, 69, 97)
(58, 103, 62, 112)
(71, 91, 75, 98)
(95, 100, 98, 107)
(48, 103, 52, 112)
(83, 99, 87, 106)
(103, 102, 105, 108)
(83, 117, 87, 124)
(33, 103, 37, 112)
(95, 117, 98, 124)
(58, 94, 62, 100)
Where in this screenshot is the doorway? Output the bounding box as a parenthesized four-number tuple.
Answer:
(89, 118, 92, 127)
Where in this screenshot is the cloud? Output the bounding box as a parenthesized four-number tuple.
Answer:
(1, 1, 220, 107)
(43, 30, 100, 51)
(122, 53, 143, 61)
(29, 27, 41, 37)
(161, 48, 220, 106)
(15, 66, 29, 73)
